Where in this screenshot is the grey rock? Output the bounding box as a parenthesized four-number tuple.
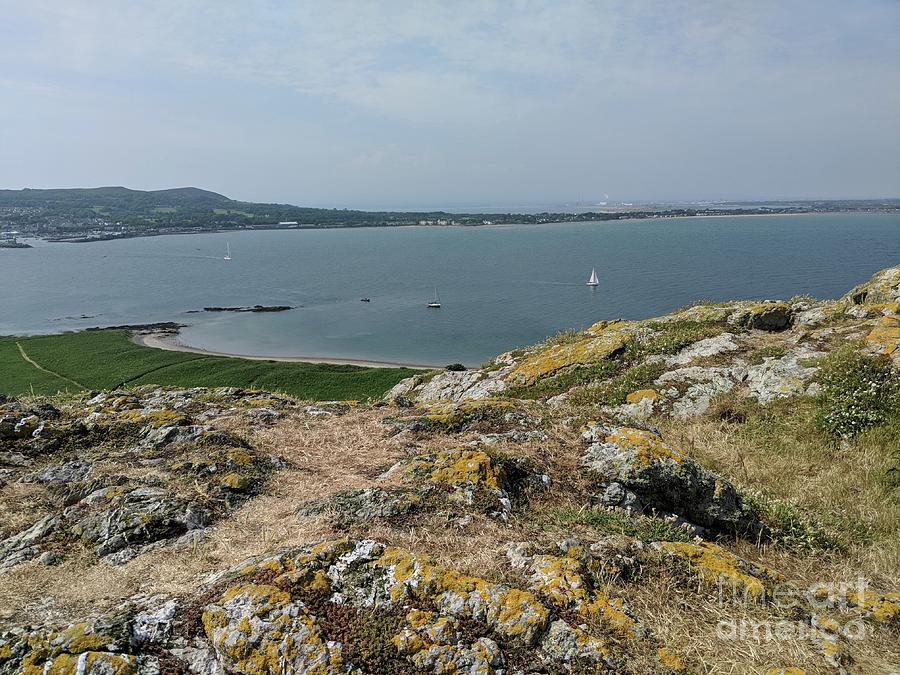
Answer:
(665, 332, 739, 366)
(581, 424, 764, 537)
(73, 488, 210, 557)
(744, 348, 823, 403)
(24, 460, 92, 485)
(597, 481, 642, 511)
(656, 366, 740, 418)
(387, 368, 510, 404)
(38, 550, 63, 566)
(0, 514, 61, 571)
(298, 487, 417, 528)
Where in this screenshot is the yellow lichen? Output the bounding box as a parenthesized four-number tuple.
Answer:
(657, 647, 685, 672)
(657, 541, 782, 598)
(405, 449, 503, 491)
(625, 389, 660, 403)
(526, 554, 638, 638)
(508, 320, 634, 385)
(845, 590, 900, 624)
(118, 409, 188, 427)
(226, 448, 255, 466)
(605, 427, 684, 466)
(866, 314, 900, 356)
(376, 547, 549, 642)
(418, 398, 515, 428)
(221, 472, 249, 491)
(579, 593, 637, 638)
(40, 652, 139, 675)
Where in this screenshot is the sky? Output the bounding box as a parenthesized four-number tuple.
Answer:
(1, 1, 898, 208)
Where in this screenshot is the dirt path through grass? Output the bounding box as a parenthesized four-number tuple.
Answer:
(15, 341, 86, 390)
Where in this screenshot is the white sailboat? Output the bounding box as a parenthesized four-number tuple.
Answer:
(427, 287, 441, 308)
(586, 268, 599, 286)
(224, 242, 232, 261)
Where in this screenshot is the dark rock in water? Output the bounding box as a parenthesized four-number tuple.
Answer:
(201, 305, 293, 313)
(86, 321, 185, 333)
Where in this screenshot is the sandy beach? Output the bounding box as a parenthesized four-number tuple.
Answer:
(131, 331, 434, 370)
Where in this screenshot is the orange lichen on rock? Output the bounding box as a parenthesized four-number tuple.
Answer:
(625, 388, 660, 403)
(655, 541, 783, 598)
(866, 313, 900, 357)
(604, 427, 685, 466)
(405, 448, 504, 492)
(508, 320, 634, 385)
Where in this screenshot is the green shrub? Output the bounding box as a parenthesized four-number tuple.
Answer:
(815, 347, 899, 439)
(445, 363, 467, 371)
(743, 489, 841, 551)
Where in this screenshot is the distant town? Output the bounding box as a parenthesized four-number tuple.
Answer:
(1, 186, 897, 245)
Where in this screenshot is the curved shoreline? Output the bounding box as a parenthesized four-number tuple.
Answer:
(130, 331, 435, 370)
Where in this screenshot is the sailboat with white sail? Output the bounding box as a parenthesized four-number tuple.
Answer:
(224, 242, 232, 261)
(427, 287, 441, 308)
(586, 268, 599, 286)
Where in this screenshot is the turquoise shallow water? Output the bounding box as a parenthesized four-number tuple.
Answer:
(1, 214, 898, 365)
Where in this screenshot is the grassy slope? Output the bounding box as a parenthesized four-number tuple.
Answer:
(0, 339, 77, 396)
(0, 330, 416, 401)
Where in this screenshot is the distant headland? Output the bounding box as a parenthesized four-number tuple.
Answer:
(1, 186, 898, 244)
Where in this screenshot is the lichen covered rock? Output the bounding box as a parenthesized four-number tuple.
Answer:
(298, 487, 420, 527)
(727, 302, 793, 331)
(202, 583, 355, 674)
(581, 424, 763, 537)
(507, 320, 636, 385)
(653, 540, 784, 597)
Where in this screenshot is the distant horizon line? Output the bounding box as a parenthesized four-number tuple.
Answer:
(3, 184, 899, 211)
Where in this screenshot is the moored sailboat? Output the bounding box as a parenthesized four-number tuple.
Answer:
(427, 287, 441, 308)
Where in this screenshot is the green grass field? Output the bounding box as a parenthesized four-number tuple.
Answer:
(0, 330, 418, 401)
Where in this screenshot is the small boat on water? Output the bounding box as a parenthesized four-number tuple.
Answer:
(427, 287, 441, 308)
(360, 298, 371, 302)
(586, 268, 599, 286)
(224, 242, 232, 261)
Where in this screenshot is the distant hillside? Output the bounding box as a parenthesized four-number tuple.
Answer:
(1, 186, 896, 242)
(0, 186, 232, 209)
(0, 185, 450, 237)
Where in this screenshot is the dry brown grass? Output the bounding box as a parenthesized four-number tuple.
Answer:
(656, 399, 900, 584)
(2, 399, 897, 673)
(0, 407, 410, 626)
(0, 482, 49, 537)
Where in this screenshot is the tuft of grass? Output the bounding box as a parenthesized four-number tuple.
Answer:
(743, 489, 842, 551)
(554, 507, 695, 543)
(813, 346, 900, 439)
(745, 343, 789, 365)
(505, 360, 620, 400)
(569, 361, 667, 407)
(625, 321, 729, 361)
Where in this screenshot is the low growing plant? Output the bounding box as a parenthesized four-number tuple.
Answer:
(814, 346, 899, 439)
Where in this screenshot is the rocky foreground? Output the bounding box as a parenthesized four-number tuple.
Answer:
(1, 267, 898, 674)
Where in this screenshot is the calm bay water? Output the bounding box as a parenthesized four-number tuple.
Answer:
(2, 214, 898, 365)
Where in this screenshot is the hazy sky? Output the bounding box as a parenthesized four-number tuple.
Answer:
(1, 1, 898, 207)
